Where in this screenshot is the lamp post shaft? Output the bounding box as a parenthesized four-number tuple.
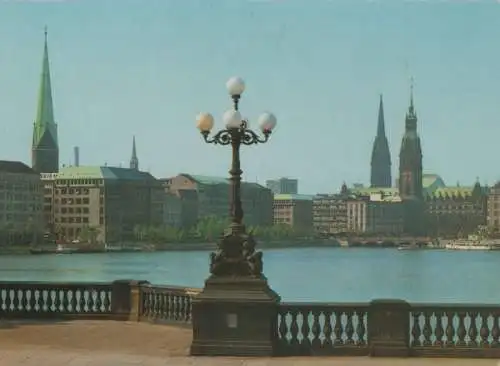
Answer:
(229, 134, 243, 229)
(229, 94, 243, 230)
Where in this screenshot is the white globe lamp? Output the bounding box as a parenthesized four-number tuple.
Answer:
(257, 112, 277, 133)
(226, 77, 245, 96)
(196, 113, 214, 132)
(223, 109, 243, 129)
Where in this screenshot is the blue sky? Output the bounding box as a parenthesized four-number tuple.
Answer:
(0, 0, 499, 194)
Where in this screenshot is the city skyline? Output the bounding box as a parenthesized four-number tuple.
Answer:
(1, 1, 499, 193)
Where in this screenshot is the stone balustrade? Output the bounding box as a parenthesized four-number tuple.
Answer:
(1, 280, 500, 358)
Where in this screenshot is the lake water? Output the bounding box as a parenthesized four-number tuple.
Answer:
(0, 247, 499, 303)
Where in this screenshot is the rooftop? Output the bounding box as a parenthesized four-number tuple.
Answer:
(54, 166, 157, 181)
(274, 194, 314, 201)
(180, 173, 266, 189)
(0, 161, 38, 175)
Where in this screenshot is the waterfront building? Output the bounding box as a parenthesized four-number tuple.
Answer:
(370, 94, 392, 188)
(0, 161, 44, 244)
(346, 192, 404, 234)
(161, 189, 198, 228)
(487, 182, 500, 231)
(312, 184, 352, 236)
(32, 29, 59, 174)
(266, 177, 298, 195)
(424, 181, 487, 236)
(164, 174, 273, 227)
(398, 82, 424, 235)
(273, 194, 313, 230)
(42, 166, 163, 243)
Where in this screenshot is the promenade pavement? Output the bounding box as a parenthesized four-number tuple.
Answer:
(0, 320, 498, 366)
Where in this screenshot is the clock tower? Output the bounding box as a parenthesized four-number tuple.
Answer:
(398, 80, 424, 235)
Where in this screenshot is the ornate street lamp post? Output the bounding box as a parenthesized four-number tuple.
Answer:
(190, 77, 281, 357)
(195, 77, 277, 276)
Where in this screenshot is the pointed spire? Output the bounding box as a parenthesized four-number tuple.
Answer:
(132, 135, 137, 158)
(32, 26, 59, 173)
(377, 94, 386, 136)
(410, 77, 414, 111)
(33, 26, 57, 145)
(130, 135, 139, 170)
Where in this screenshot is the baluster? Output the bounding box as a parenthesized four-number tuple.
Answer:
(422, 311, 432, 346)
(153, 291, 160, 319)
(5, 289, 12, 312)
(434, 311, 444, 346)
(300, 310, 310, 347)
(178, 295, 186, 321)
(12, 289, 20, 312)
(95, 290, 103, 312)
(183, 296, 190, 322)
(21, 289, 29, 313)
(322, 311, 333, 349)
(344, 311, 355, 345)
(158, 292, 166, 320)
(62, 289, 70, 313)
(30, 289, 38, 313)
(0, 289, 6, 311)
(69, 290, 77, 313)
(77, 290, 85, 313)
(86, 290, 95, 312)
(467, 311, 478, 347)
(174, 295, 181, 321)
(278, 311, 288, 343)
(310, 310, 321, 349)
(145, 291, 153, 317)
(356, 310, 366, 346)
(289, 309, 300, 348)
(456, 311, 467, 346)
(53, 290, 62, 312)
(411, 311, 421, 347)
(42, 290, 49, 312)
(164, 293, 171, 320)
(491, 312, 500, 347)
(445, 311, 455, 346)
(105, 290, 112, 312)
(479, 311, 490, 347)
(333, 311, 343, 345)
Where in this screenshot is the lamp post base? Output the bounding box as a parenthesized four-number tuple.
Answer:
(190, 275, 280, 357)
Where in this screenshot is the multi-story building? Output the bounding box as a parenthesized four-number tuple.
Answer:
(346, 193, 404, 234)
(487, 183, 500, 231)
(425, 182, 487, 236)
(312, 194, 348, 236)
(42, 166, 163, 243)
(266, 177, 298, 195)
(165, 174, 273, 227)
(273, 194, 313, 230)
(0, 161, 44, 244)
(161, 189, 198, 228)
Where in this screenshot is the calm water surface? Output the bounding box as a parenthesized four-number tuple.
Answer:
(0, 247, 498, 303)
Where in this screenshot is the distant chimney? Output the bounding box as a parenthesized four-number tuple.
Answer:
(74, 146, 80, 167)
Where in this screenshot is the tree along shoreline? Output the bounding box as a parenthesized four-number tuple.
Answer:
(0, 237, 336, 256)
(132, 217, 313, 245)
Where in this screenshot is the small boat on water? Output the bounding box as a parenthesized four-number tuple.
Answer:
(398, 243, 420, 250)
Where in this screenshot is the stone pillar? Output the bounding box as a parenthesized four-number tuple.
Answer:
(190, 276, 280, 357)
(368, 299, 411, 357)
(111, 280, 149, 321)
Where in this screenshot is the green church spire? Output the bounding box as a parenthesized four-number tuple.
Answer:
(31, 27, 59, 173)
